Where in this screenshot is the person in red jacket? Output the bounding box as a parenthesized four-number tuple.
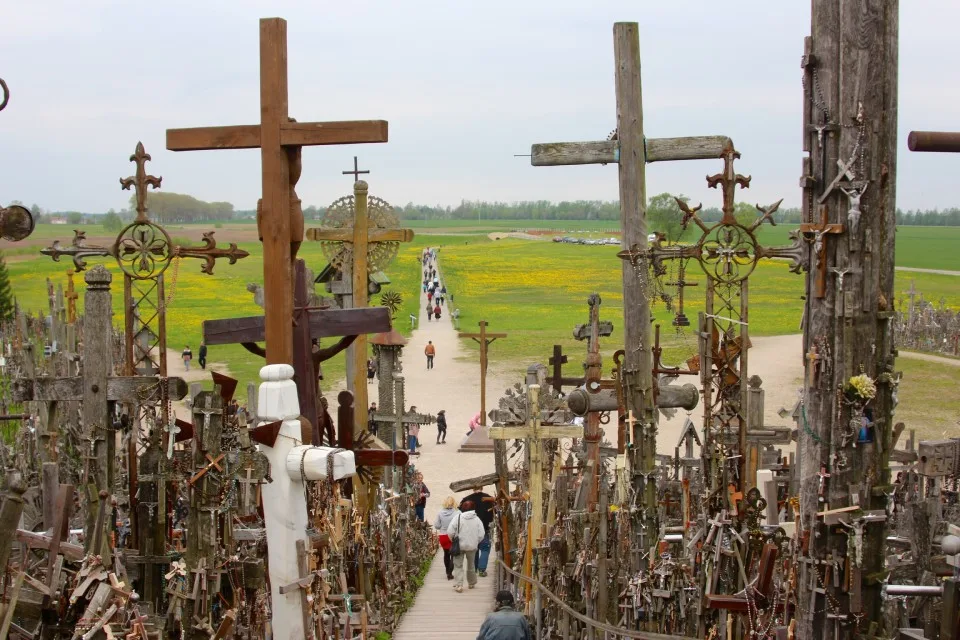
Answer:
(433, 304, 441, 320)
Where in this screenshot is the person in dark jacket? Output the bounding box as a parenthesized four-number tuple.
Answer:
(198, 342, 207, 369)
(477, 590, 531, 640)
(436, 409, 447, 444)
(461, 488, 495, 576)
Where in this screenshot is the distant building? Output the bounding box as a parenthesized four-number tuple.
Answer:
(50, 216, 68, 224)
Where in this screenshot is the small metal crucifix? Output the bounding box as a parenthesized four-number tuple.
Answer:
(342, 156, 370, 183)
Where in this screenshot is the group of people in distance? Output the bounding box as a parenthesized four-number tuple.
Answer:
(434, 487, 495, 588)
(423, 248, 446, 322)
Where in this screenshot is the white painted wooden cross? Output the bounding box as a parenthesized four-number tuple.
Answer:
(256, 364, 356, 640)
(488, 384, 581, 548)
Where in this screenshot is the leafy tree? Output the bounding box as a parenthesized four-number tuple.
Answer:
(67, 212, 83, 225)
(102, 210, 123, 232)
(646, 192, 688, 242)
(0, 253, 14, 323)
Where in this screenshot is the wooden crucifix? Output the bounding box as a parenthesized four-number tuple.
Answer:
(530, 22, 733, 536)
(546, 345, 569, 395)
(166, 18, 388, 365)
(489, 385, 581, 567)
(306, 180, 414, 438)
(799, 205, 845, 298)
(458, 320, 507, 427)
(12, 266, 188, 560)
(337, 389, 411, 495)
(203, 259, 391, 443)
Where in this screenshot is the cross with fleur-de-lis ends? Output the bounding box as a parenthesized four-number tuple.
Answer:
(120, 142, 162, 224)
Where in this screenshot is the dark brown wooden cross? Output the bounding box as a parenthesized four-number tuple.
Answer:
(343, 156, 369, 183)
(546, 345, 570, 395)
(706, 543, 779, 612)
(335, 390, 408, 498)
(202, 259, 390, 442)
(799, 205, 845, 299)
(166, 18, 388, 365)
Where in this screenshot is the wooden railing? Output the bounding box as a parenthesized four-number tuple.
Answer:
(495, 559, 697, 640)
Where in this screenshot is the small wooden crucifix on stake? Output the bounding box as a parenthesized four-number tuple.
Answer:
(458, 321, 507, 428)
(799, 205, 845, 299)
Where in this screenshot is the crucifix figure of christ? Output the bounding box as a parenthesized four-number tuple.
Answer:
(166, 17, 389, 366)
(489, 384, 580, 579)
(458, 320, 508, 428)
(530, 22, 737, 547)
(202, 259, 391, 444)
(799, 205, 845, 299)
(306, 180, 414, 447)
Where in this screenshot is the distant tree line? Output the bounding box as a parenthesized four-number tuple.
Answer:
(133, 192, 235, 224)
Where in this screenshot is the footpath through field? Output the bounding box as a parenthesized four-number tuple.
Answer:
(391, 254, 513, 637)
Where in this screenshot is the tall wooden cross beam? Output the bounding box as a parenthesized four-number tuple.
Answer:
(458, 320, 507, 427)
(166, 17, 388, 365)
(306, 181, 414, 439)
(530, 22, 733, 544)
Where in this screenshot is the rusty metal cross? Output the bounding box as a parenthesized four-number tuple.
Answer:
(342, 156, 370, 183)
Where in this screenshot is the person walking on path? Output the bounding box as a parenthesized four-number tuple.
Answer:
(468, 411, 481, 435)
(460, 488, 495, 577)
(446, 500, 485, 593)
(413, 471, 430, 522)
(427, 290, 433, 305)
(433, 304, 441, 321)
(198, 342, 207, 370)
(436, 409, 447, 444)
(425, 341, 436, 369)
(477, 591, 532, 640)
(434, 496, 458, 579)
(182, 345, 193, 371)
(367, 358, 377, 383)
(368, 402, 378, 437)
(408, 421, 421, 456)
(425, 301, 433, 321)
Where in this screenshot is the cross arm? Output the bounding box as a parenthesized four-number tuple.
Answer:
(458, 332, 508, 340)
(166, 120, 389, 152)
(13, 376, 187, 403)
(538, 425, 584, 439)
(530, 135, 732, 166)
(306, 228, 414, 243)
(488, 426, 531, 441)
(203, 307, 391, 345)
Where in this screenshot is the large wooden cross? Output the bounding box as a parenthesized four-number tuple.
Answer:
(458, 320, 507, 427)
(202, 259, 391, 441)
(306, 180, 414, 435)
(799, 205, 845, 298)
(166, 18, 388, 365)
(489, 384, 581, 550)
(530, 22, 733, 533)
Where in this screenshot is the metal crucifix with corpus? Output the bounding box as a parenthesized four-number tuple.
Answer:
(166, 17, 389, 367)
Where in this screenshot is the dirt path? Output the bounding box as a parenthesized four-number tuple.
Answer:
(899, 350, 960, 367)
(896, 266, 960, 277)
(163, 348, 235, 418)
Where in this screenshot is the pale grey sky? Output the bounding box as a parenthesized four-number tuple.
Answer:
(1, 1, 958, 214)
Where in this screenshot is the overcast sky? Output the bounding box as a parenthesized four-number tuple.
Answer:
(2, 1, 958, 214)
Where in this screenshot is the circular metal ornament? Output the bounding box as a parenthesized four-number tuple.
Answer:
(0, 205, 35, 241)
(114, 220, 173, 279)
(319, 194, 400, 274)
(696, 223, 758, 284)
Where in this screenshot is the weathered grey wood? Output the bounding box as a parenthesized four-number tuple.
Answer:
(12, 375, 188, 403)
(0, 474, 26, 573)
(449, 471, 518, 493)
(81, 266, 113, 563)
(531, 135, 731, 166)
(202, 306, 391, 345)
(799, 2, 899, 638)
(14, 529, 84, 561)
(41, 463, 58, 530)
(613, 21, 659, 549)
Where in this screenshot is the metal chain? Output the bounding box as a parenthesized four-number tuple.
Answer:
(809, 68, 830, 123)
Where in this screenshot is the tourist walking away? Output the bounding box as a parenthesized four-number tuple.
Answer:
(446, 500, 485, 592)
(407, 421, 420, 455)
(368, 402, 378, 437)
(198, 341, 207, 370)
(182, 345, 193, 371)
(433, 303, 441, 320)
(413, 471, 430, 521)
(461, 488, 495, 576)
(425, 341, 435, 369)
(427, 290, 433, 305)
(477, 591, 532, 640)
(436, 409, 447, 444)
(426, 301, 433, 321)
(434, 497, 458, 579)
(367, 358, 377, 383)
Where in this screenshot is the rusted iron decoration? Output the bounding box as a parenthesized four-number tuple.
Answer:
(0, 77, 8, 112)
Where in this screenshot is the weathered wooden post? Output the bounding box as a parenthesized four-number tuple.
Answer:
(798, 2, 899, 637)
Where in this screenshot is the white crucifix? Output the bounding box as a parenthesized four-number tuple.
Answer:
(488, 384, 582, 548)
(164, 421, 181, 459)
(256, 364, 356, 640)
